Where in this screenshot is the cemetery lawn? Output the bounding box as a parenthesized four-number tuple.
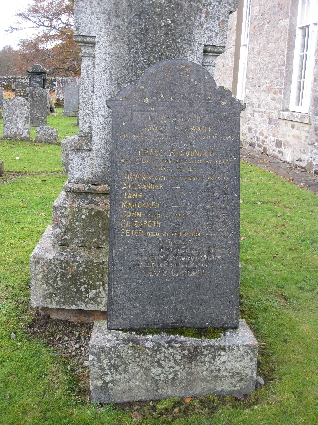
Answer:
(0, 120, 317, 423)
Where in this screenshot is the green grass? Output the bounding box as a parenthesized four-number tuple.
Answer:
(0, 109, 77, 173)
(0, 116, 317, 424)
(0, 141, 63, 173)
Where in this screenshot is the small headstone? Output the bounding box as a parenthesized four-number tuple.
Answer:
(3, 97, 30, 140)
(0, 87, 3, 108)
(14, 82, 29, 99)
(27, 64, 47, 88)
(62, 81, 79, 117)
(29, 87, 48, 127)
(107, 60, 244, 330)
(36, 126, 58, 144)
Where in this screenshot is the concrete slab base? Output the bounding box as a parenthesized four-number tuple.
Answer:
(89, 319, 258, 404)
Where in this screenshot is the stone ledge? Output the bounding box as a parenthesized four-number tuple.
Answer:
(89, 319, 258, 403)
(278, 110, 310, 124)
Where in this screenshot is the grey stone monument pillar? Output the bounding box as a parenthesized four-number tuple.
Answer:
(30, 0, 239, 318)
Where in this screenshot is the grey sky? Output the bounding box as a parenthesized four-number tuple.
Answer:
(0, 0, 38, 49)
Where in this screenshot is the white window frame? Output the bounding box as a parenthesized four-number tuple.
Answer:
(236, 0, 252, 101)
(290, 0, 318, 113)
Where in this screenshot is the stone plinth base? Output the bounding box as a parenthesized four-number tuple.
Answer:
(89, 320, 258, 404)
(30, 226, 108, 310)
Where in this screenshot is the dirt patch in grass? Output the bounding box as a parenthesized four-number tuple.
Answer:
(27, 311, 93, 401)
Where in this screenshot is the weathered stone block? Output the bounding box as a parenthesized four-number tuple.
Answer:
(89, 319, 258, 403)
(36, 126, 58, 144)
(52, 185, 110, 248)
(30, 226, 108, 310)
(3, 97, 30, 140)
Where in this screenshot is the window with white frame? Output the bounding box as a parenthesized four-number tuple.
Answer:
(236, 0, 252, 101)
(290, 0, 318, 112)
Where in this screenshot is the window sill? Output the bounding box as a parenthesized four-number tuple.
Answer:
(278, 111, 310, 124)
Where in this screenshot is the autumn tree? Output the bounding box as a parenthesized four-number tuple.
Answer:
(10, 0, 81, 76)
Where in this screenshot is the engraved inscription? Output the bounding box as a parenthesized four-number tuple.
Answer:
(112, 109, 239, 279)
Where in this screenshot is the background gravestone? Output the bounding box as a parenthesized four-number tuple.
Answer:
(27, 64, 47, 88)
(29, 87, 48, 127)
(3, 97, 30, 140)
(107, 60, 244, 330)
(62, 81, 79, 116)
(14, 82, 29, 99)
(36, 126, 58, 144)
(0, 87, 3, 108)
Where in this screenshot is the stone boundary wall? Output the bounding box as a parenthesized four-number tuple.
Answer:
(0, 76, 78, 100)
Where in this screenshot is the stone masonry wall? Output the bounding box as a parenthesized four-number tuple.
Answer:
(0, 76, 75, 99)
(215, 0, 318, 173)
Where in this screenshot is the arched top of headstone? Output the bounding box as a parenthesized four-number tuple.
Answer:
(27, 64, 47, 75)
(108, 59, 243, 111)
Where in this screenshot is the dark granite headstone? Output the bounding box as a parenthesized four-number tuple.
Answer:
(27, 64, 47, 88)
(14, 82, 29, 99)
(29, 87, 48, 127)
(107, 60, 244, 331)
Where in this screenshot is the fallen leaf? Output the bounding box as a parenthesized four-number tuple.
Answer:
(184, 397, 192, 403)
(131, 412, 142, 420)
